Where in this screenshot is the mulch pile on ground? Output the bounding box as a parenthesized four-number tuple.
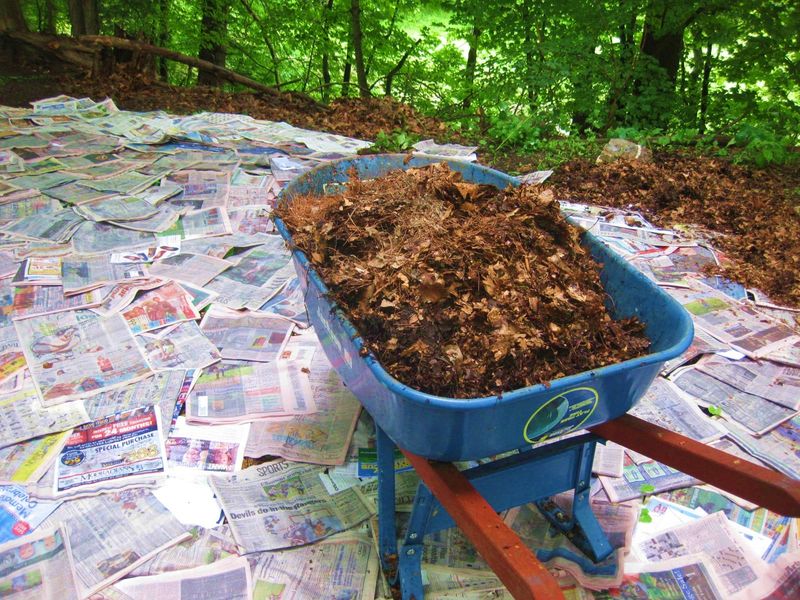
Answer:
(548, 154, 800, 307)
(277, 163, 650, 398)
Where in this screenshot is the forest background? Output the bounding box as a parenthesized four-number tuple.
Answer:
(0, 0, 798, 167)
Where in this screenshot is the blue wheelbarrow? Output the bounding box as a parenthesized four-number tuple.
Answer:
(275, 154, 697, 598)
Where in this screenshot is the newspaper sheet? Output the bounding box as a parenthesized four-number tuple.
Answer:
(630, 376, 726, 442)
(245, 346, 361, 465)
(82, 370, 186, 423)
(166, 170, 230, 211)
(210, 460, 373, 552)
(0, 376, 89, 448)
(600, 456, 700, 502)
(90, 279, 164, 317)
(14, 310, 153, 405)
(668, 285, 800, 361)
(136, 321, 221, 371)
(165, 416, 249, 480)
(0, 484, 61, 543)
(43, 488, 191, 598)
(0, 208, 84, 243)
(147, 253, 233, 287)
(71, 221, 156, 255)
(74, 195, 159, 223)
(631, 245, 719, 288)
(248, 530, 378, 599)
(110, 202, 182, 233)
(736, 551, 800, 600)
(120, 282, 200, 334)
(412, 139, 478, 161)
(128, 525, 238, 576)
(669, 365, 796, 435)
(114, 556, 252, 600)
(504, 502, 625, 590)
(0, 526, 79, 599)
(696, 356, 800, 410)
(61, 255, 148, 295)
(634, 512, 767, 596)
(200, 305, 293, 362)
(0, 432, 68, 485)
(157, 206, 232, 241)
(422, 565, 511, 599)
(53, 405, 167, 495)
(592, 441, 625, 477)
(258, 276, 309, 327)
(12, 256, 62, 286)
(228, 206, 274, 237)
(186, 361, 314, 424)
(661, 328, 732, 376)
(205, 241, 293, 309)
(43, 180, 115, 204)
(11, 284, 102, 319)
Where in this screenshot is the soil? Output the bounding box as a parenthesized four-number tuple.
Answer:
(277, 163, 650, 398)
(548, 153, 800, 307)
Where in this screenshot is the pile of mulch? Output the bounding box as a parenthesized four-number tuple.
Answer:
(277, 163, 650, 398)
(548, 154, 800, 307)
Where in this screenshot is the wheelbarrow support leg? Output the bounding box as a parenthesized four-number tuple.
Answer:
(535, 440, 613, 562)
(398, 485, 434, 600)
(376, 426, 399, 579)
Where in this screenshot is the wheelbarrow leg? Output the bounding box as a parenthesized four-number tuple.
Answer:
(398, 485, 434, 600)
(376, 426, 399, 580)
(535, 441, 613, 562)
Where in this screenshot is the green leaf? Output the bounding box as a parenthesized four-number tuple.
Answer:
(639, 483, 656, 494)
(639, 508, 653, 523)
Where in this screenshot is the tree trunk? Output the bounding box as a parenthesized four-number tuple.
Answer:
(67, 0, 83, 35)
(698, 41, 713, 134)
(350, 0, 369, 98)
(383, 38, 420, 96)
(197, 0, 228, 86)
(640, 22, 683, 84)
(321, 0, 334, 103)
(156, 0, 170, 80)
(239, 0, 281, 88)
(81, 0, 98, 35)
(462, 24, 480, 109)
(520, 0, 535, 112)
(0, 0, 29, 31)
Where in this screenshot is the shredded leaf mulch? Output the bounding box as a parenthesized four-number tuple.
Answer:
(548, 154, 800, 307)
(277, 163, 650, 398)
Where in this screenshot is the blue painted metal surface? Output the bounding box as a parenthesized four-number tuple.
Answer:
(275, 154, 694, 462)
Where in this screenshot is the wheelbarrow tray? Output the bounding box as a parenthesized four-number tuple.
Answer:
(274, 154, 694, 461)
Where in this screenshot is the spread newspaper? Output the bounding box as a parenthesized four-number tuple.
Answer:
(0, 526, 79, 599)
(14, 310, 153, 405)
(210, 460, 374, 552)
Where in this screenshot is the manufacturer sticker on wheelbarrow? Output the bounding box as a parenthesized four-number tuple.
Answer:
(523, 386, 599, 443)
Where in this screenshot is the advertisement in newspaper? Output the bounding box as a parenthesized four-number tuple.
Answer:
(14, 310, 153, 405)
(54, 405, 167, 494)
(210, 460, 374, 552)
(121, 282, 200, 334)
(165, 416, 248, 480)
(0, 432, 68, 485)
(0, 526, 79, 599)
(600, 457, 700, 503)
(0, 484, 61, 544)
(137, 321, 221, 371)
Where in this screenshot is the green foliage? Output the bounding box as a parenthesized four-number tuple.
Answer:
(729, 125, 793, 168)
(362, 128, 419, 153)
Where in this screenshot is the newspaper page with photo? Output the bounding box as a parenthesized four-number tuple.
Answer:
(245, 344, 361, 465)
(114, 556, 252, 600)
(82, 370, 186, 425)
(600, 455, 700, 503)
(14, 310, 153, 405)
(634, 512, 767, 596)
(11, 284, 103, 319)
(121, 282, 199, 334)
(185, 361, 314, 424)
(249, 529, 378, 599)
(52, 405, 167, 496)
(157, 206, 232, 241)
(210, 460, 373, 552)
(43, 488, 191, 598)
(0, 376, 89, 448)
(199, 305, 293, 362)
(165, 416, 249, 480)
(136, 321, 221, 371)
(0, 526, 79, 599)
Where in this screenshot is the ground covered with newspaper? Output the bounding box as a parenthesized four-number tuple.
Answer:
(0, 96, 796, 599)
